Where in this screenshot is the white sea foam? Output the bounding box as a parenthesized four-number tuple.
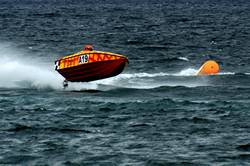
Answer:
(93, 68, 201, 89)
(174, 68, 197, 76)
(0, 60, 64, 89)
(96, 68, 198, 82)
(178, 57, 189, 61)
(0, 43, 64, 89)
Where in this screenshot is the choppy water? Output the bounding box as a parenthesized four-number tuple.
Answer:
(1, 0, 250, 165)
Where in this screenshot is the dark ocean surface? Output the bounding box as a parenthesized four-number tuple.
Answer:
(1, 0, 250, 165)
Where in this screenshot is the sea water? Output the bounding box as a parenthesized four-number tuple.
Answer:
(0, 0, 250, 165)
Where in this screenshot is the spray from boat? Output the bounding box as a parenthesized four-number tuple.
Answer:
(0, 43, 63, 89)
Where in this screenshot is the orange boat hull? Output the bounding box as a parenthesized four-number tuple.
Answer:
(55, 51, 128, 82)
(57, 58, 128, 82)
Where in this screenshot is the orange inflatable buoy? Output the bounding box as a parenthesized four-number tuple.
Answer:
(196, 60, 220, 75)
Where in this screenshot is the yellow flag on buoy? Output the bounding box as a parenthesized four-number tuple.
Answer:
(196, 60, 220, 76)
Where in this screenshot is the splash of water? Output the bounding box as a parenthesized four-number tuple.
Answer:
(0, 43, 64, 89)
(0, 58, 64, 89)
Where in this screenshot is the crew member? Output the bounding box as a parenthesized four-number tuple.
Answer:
(84, 44, 93, 51)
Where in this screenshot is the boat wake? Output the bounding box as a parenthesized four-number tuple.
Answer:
(62, 69, 201, 91)
(93, 69, 203, 89)
(93, 68, 247, 89)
